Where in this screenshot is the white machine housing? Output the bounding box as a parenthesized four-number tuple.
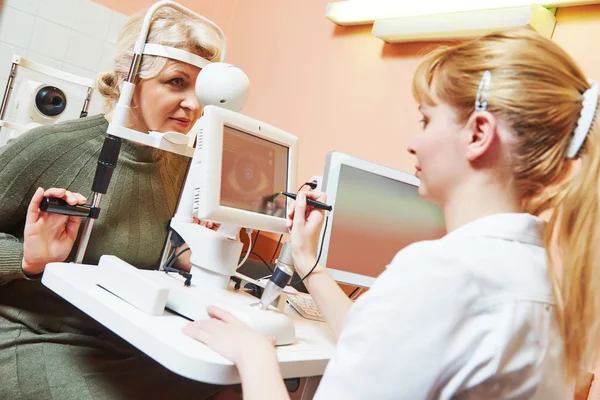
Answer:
(170, 105, 297, 289)
(161, 106, 299, 345)
(183, 105, 297, 233)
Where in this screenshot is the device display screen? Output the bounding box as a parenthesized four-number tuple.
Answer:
(326, 165, 446, 280)
(221, 125, 288, 217)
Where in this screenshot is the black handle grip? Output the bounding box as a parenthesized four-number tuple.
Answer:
(40, 197, 92, 218)
(92, 135, 121, 194)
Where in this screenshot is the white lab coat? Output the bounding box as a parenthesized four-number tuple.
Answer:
(315, 213, 572, 400)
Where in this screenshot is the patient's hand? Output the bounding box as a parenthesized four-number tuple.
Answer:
(22, 187, 86, 275)
(194, 217, 221, 230)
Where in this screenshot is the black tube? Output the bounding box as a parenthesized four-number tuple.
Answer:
(92, 135, 121, 194)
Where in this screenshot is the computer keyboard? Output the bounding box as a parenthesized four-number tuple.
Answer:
(286, 293, 325, 322)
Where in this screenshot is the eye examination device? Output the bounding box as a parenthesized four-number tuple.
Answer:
(259, 241, 296, 309)
(0, 56, 94, 148)
(41, 1, 298, 346)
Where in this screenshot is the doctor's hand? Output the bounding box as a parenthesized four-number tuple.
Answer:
(22, 187, 86, 276)
(183, 306, 276, 365)
(286, 191, 327, 276)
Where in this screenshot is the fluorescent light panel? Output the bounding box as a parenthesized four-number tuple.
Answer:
(372, 5, 556, 43)
(326, 0, 600, 25)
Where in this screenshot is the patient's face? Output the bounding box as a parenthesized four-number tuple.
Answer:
(131, 60, 202, 134)
(407, 102, 467, 206)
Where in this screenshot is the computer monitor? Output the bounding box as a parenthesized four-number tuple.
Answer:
(319, 151, 446, 288)
(175, 105, 298, 235)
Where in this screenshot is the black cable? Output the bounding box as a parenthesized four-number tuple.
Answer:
(163, 248, 193, 286)
(167, 246, 177, 260)
(298, 180, 318, 192)
(270, 234, 284, 264)
(160, 228, 184, 271)
(239, 250, 273, 273)
(348, 287, 360, 298)
(162, 245, 177, 270)
(165, 247, 191, 270)
(250, 230, 260, 254)
(291, 215, 329, 286)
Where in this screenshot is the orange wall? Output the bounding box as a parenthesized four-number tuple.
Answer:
(93, 1, 600, 186)
(224, 0, 429, 183)
(553, 5, 600, 73)
(226, 1, 600, 183)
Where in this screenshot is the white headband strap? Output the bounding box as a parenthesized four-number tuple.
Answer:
(567, 80, 599, 158)
(142, 43, 211, 70)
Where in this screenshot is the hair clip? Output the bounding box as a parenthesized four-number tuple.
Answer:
(475, 70, 492, 111)
(567, 80, 599, 158)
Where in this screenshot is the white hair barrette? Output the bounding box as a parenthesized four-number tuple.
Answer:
(567, 80, 599, 158)
(475, 70, 492, 111)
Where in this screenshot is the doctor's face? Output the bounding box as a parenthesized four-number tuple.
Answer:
(407, 103, 467, 206)
(131, 59, 202, 134)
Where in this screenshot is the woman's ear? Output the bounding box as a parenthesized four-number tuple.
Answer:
(464, 111, 498, 162)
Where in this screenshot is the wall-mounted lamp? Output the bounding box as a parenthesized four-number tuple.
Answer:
(373, 5, 556, 43)
(326, 0, 600, 42)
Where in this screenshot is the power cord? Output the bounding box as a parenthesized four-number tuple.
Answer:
(164, 246, 176, 268)
(162, 247, 193, 286)
(250, 229, 260, 254)
(238, 251, 274, 274)
(291, 214, 329, 286)
(237, 229, 253, 268)
(297, 180, 318, 192)
(163, 247, 191, 270)
(270, 234, 283, 264)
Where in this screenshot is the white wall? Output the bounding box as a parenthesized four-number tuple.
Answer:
(0, 0, 128, 115)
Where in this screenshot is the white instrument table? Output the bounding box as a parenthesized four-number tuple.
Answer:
(42, 262, 337, 385)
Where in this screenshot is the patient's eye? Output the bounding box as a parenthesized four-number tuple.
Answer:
(167, 77, 186, 89)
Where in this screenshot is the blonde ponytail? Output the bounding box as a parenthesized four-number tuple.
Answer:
(547, 116, 600, 379)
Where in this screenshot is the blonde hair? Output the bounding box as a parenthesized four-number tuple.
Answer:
(413, 28, 600, 383)
(95, 7, 223, 110)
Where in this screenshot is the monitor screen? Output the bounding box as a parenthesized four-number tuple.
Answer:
(220, 125, 288, 217)
(325, 164, 446, 282)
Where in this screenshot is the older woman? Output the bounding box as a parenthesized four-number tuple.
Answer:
(0, 6, 228, 399)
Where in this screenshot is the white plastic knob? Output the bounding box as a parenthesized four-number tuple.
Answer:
(195, 62, 250, 112)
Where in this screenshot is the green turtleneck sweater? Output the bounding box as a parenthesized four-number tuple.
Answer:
(0, 115, 220, 399)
